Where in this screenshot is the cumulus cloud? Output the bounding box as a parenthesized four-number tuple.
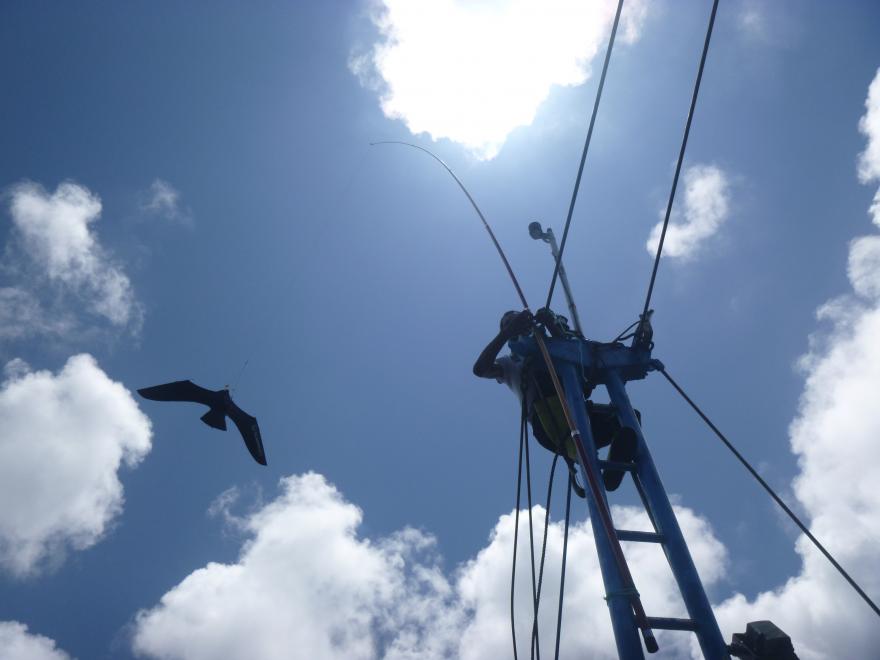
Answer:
(714, 284, 880, 658)
(133, 473, 462, 660)
(645, 164, 730, 260)
(351, 0, 648, 160)
(3, 181, 142, 335)
(142, 179, 190, 224)
(457, 504, 725, 660)
(847, 235, 880, 299)
(708, 66, 880, 660)
(0, 287, 72, 341)
(0, 622, 71, 660)
(0, 354, 151, 576)
(858, 68, 880, 226)
(132, 472, 724, 659)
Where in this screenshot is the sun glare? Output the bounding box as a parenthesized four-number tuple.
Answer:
(355, 0, 646, 160)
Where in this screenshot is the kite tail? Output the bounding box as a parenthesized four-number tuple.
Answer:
(200, 408, 227, 431)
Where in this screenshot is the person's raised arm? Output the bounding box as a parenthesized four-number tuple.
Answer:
(473, 310, 533, 379)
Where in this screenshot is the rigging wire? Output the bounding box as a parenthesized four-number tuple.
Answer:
(545, 0, 625, 310)
(532, 455, 560, 660)
(640, 0, 720, 323)
(659, 365, 880, 620)
(611, 318, 641, 344)
(554, 475, 574, 660)
(511, 409, 527, 660)
(523, 417, 542, 660)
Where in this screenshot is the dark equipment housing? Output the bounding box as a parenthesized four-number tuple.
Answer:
(729, 620, 798, 660)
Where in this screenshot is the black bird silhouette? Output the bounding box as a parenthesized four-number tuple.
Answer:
(138, 380, 267, 465)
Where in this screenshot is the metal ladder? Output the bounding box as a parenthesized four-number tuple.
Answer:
(512, 335, 730, 659)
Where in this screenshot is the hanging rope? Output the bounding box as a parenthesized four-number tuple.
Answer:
(523, 416, 542, 660)
(545, 0, 625, 310)
(659, 365, 880, 620)
(511, 406, 527, 660)
(554, 475, 574, 660)
(640, 0, 720, 323)
(531, 455, 559, 660)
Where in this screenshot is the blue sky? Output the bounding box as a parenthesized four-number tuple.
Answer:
(1, 1, 879, 658)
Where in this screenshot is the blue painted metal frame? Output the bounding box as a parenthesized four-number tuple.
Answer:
(510, 334, 729, 659)
(558, 362, 645, 659)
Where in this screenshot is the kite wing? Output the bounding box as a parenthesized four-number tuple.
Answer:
(227, 400, 267, 466)
(137, 380, 219, 407)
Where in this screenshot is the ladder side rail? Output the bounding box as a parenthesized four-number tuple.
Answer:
(630, 464, 662, 536)
(559, 364, 646, 660)
(605, 370, 730, 660)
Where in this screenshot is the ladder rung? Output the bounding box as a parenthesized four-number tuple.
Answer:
(615, 529, 664, 543)
(646, 617, 698, 632)
(599, 459, 636, 472)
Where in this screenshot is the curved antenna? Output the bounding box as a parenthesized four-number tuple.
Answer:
(373, 139, 658, 649)
(370, 141, 528, 308)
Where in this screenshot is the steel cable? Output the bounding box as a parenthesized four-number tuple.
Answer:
(659, 365, 880, 620)
(524, 418, 541, 660)
(511, 410, 527, 660)
(545, 0, 625, 310)
(640, 0, 720, 322)
(554, 475, 574, 660)
(531, 455, 559, 660)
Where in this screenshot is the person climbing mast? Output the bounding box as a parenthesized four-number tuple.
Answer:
(473, 308, 638, 495)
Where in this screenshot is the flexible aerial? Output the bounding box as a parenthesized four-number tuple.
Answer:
(371, 140, 659, 653)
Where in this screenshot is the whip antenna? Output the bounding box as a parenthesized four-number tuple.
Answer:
(373, 140, 659, 652)
(370, 141, 528, 307)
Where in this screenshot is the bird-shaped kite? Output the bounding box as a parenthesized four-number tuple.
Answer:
(138, 381, 267, 465)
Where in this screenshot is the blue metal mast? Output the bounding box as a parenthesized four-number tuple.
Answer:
(510, 333, 730, 659)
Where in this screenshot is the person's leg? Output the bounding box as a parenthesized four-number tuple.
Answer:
(602, 426, 638, 491)
(535, 398, 586, 499)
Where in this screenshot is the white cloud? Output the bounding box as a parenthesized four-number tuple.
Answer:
(132, 472, 724, 660)
(0, 287, 72, 341)
(352, 0, 648, 160)
(848, 235, 880, 299)
(5, 181, 142, 331)
(0, 354, 151, 577)
(858, 68, 880, 226)
(737, 4, 767, 40)
(0, 622, 71, 660)
(735, 1, 784, 45)
(133, 473, 463, 660)
(645, 164, 730, 260)
(206, 486, 253, 533)
(714, 296, 880, 658)
(457, 504, 725, 660)
(142, 179, 190, 224)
